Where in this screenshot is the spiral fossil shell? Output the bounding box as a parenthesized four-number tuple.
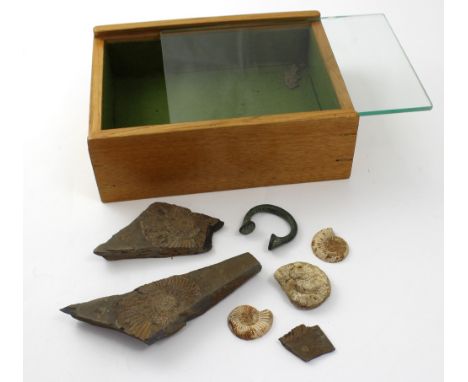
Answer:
(116, 276, 201, 341)
(227, 305, 273, 340)
(140, 205, 202, 249)
(274, 262, 331, 309)
(311, 228, 349, 263)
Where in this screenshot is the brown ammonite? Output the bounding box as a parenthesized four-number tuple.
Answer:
(227, 305, 273, 340)
(311, 228, 349, 263)
(116, 276, 201, 342)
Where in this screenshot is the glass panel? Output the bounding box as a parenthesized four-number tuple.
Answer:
(160, 22, 339, 124)
(101, 14, 433, 129)
(321, 14, 432, 116)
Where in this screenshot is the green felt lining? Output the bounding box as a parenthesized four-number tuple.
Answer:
(164, 66, 321, 123)
(102, 40, 170, 129)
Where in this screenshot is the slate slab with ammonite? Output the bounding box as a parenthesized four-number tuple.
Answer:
(61, 253, 261, 344)
(279, 324, 335, 362)
(274, 262, 331, 309)
(94, 202, 224, 260)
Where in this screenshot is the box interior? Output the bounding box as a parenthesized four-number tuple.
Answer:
(101, 23, 340, 130)
(102, 40, 170, 129)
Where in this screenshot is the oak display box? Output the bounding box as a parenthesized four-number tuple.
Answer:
(88, 11, 429, 202)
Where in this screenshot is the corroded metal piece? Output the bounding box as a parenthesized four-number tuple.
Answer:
(227, 305, 273, 340)
(61, 253, 261, 345)
(312, 227, 349, 263)
(94, 202, 224, 260)
(239, 204, 298, 250)
(274, 262, 331, 309)
(279, 324, 335, 362)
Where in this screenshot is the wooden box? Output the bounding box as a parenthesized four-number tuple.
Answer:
(88, 11, 359, 202)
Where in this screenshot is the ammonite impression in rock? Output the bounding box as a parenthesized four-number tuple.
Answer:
(274, 262, 331, 309)
(115, 276, 201, 341)
(311, 227, 349, 263)
(94, 202, 224, 260)
(227, 305, 273, 340)
(61, 253, 262, 344)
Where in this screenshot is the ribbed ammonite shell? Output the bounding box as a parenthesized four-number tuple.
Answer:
(116, 276, 201, 341)
(227, 305, 273, 340)
(140, 205, 202, 249)
(311, 228, 349, 263)
(274, 262, 331, 309)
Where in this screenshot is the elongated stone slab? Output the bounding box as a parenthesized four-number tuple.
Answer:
(94, 202, 224, 260)
(61, 253, 261, 344)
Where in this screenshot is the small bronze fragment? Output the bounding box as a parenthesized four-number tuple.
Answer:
(279, 324, 335, 362)
(239, 204, 298, 250)
(61, 253, 261, 344)
(94, 202, 223, 260)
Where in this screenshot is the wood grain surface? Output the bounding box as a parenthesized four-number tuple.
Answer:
(89, 110, 358, 202)
(94, 11, 321, 38)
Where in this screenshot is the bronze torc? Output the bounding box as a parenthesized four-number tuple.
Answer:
(239, 204, 298, 250)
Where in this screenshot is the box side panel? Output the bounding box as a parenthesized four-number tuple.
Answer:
(88, 112, 359, 202)
(94, 11, 321, 38)
(89, 38, 105, 136)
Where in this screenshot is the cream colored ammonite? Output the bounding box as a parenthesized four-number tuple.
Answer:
(227, 305, 273, 340)
(311, 228, 349, 263)
(274, 262, 331, 309)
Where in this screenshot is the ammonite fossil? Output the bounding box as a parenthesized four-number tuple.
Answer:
(274, 262, 331, 309)
(311, 227, 349, 263)
(116, 276, 201, 342)
(61, 253, 262, 344)
(227, 305, 273, 340)
(93, 202, 224, 260)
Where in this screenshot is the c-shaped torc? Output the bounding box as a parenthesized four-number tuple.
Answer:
(239, 204, 298, 250)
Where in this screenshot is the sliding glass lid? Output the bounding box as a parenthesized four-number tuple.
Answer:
(101, 14, 432, 129)
(321, 14, 432, 116)
(160, 21, 339, 124)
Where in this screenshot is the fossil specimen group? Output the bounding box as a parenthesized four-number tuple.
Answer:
(62, 202, 349, 363)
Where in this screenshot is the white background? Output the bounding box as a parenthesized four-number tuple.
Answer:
(21, 0, 443, 381)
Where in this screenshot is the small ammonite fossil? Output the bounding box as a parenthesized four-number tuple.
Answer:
(274, 262, 331, 309)
(311, 228, 349, 263)
(227, 305, 273, 340)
